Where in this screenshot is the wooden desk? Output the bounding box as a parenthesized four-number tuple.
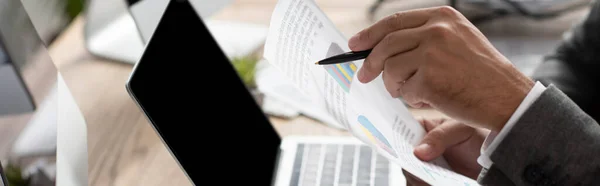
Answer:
(47, 14, 445, 186)
(47, 17, 339, 186)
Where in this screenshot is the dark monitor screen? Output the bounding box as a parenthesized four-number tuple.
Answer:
(0, 40, 35, 116)
(126, 0, 281, 185)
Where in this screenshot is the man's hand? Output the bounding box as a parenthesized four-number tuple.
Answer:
(348, 6, 534, 132)
(414, 118, 487, 179)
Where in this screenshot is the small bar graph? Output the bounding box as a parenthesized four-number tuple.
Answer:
(357, 115, 398, 158)
(323, 42, 358, 92)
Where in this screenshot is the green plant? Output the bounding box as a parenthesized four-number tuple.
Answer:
(5, 164, 30, 186)
(66, 0, 84, 19)
(231, 56, 259, 89)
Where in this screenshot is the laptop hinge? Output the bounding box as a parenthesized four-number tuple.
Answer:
(270, 147, 284, 186)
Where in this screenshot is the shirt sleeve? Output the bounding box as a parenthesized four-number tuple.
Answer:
(476, 81, 547, 169)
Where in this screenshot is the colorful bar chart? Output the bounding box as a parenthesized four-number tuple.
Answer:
(323, 62, 357, 92)
(323, 42, 358, 92)
(357, 115, 398, 158)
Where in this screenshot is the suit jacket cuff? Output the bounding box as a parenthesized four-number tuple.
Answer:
(478, 84, 600, 185)
(477, 81, 546, 169)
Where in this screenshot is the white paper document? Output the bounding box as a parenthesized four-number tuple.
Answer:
(263, 0, 481, 185)
(255, 60, 346, 129)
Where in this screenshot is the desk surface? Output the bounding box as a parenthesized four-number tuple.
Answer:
(48, 16, 445, 186)
(46, 4, 449, 186)
(45, 0, 589, 184)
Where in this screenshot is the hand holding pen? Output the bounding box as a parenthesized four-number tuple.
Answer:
(315, 6, 533, 134)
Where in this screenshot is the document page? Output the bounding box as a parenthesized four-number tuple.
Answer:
(263, 0, 480, 185)
(263, 0, 353, 129)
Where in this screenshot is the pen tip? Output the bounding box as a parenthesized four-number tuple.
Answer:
(314, 61, 319, 65)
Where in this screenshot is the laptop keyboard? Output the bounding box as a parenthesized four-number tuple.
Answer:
(289, 144, 390, 186)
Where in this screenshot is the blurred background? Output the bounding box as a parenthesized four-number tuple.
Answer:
(0, 0, 81, 185)
(0, 0, 594, 186)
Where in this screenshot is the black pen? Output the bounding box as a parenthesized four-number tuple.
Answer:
(314, 49, 372, 65)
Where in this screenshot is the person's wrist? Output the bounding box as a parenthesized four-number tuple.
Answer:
(489, 68, 535, 132)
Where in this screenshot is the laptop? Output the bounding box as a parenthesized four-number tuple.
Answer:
(125, 0, 405, 185)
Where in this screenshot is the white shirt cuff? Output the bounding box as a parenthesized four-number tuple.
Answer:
(477, 81, 547, 169)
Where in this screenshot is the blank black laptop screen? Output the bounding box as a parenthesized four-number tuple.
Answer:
(126, 0, 281, 185)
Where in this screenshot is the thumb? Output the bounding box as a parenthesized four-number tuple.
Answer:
(413, 121, 474, 161)
(357, 59, 383, 84)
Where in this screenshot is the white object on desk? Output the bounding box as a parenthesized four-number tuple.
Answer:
(10, 80, 57, 158)
(260, 95, 301, 119)
(255, 60, 345, 130)
(205, 20, 269, 59)
(85, 0, 268, 64)
(56, 73, 88, 186)
(9, 73, 89, 186)
(85, 11, 144, 64)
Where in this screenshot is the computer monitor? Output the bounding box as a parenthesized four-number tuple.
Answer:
(0, 0, 57, 116)
(0, 43, 34, 116)
(0, 0, 59, 181)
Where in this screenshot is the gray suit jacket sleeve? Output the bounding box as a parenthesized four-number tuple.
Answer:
(476, 84, 600, 186)
(531, 0, 600, 120)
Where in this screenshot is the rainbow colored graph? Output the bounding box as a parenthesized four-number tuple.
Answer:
(324, 62, 357, 92)
(323, 42, 358, 92)
(357, 115, 398, 158)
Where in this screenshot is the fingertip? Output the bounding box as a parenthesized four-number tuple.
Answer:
(357, 68, 373, 83)
(357, 68, 366, 83)
(348, 33, 361, 50)
(414, 143, 434, 161)
(362, 76, 376, 84)
(415, 142, 447, 162)
(359, 71, 378, 84)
